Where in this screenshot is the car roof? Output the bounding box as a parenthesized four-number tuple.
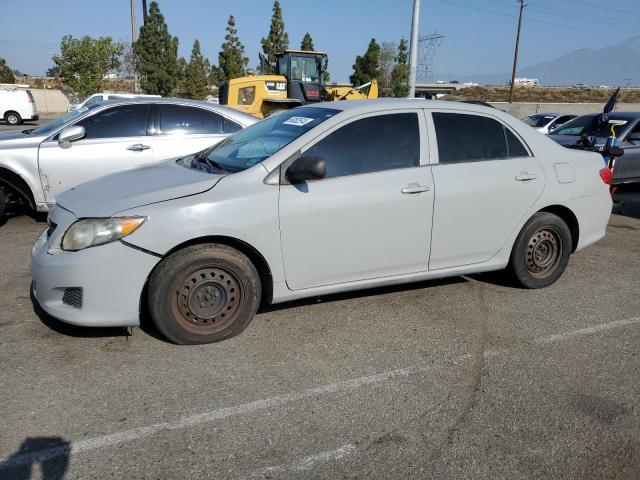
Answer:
(96, 97, 257, 126)
(310, 98, 502, 116)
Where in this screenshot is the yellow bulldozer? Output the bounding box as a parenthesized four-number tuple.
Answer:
(219, 50, 378, 118)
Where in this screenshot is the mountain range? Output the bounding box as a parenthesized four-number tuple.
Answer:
(437, 35, 640, 87)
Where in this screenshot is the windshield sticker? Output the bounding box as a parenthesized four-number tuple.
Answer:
(283, 117, 315, 127)
(608, 120, 628, 125)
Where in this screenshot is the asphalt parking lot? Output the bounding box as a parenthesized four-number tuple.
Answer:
(0, 115, 57, 133)
(0, 211, 639, 480)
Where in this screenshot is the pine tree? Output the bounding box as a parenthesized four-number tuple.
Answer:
(300, 33, 314, 51)
(133, 1, 180, 96)
(391, 38, 410, 98)
(185, 39, 209, 100)
(350, 39, 380, 87)
(218, 16, 249, 81)
(0, 58, 16, 83)
(260, 1, 289, 73)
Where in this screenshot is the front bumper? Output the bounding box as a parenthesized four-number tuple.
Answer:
(30, 217, 160, 327)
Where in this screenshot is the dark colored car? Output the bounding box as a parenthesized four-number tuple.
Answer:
(549, 113, 640, 185)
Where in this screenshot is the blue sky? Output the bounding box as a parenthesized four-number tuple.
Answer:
(1, 0, 639, 82)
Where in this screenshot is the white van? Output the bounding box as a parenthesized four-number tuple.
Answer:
(68, 93, 161, 112)
(0, 88, 38, 125)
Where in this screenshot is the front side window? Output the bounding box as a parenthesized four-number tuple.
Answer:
(433, 112, 528, 164)
(290, 56, 320, 82)
(182, 107, 339, 174)
(304, 113, 420, 179)
(76, 104, 150, 139)
(158, 105, 228, 135)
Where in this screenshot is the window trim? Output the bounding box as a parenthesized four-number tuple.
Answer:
(150, 103, 243, 136)
(426, 109, 533, 166)
(277, 109, 429, 183)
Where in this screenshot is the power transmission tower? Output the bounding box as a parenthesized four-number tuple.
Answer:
(417, 33, 445, 83)
(509, 0, 526, 104)
(408, 0, 420, 98)
(130, 0, 140, 93)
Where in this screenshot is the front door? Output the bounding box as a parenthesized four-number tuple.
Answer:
(38, 104, 153, 203)
(428, 111, 545, 270)
(278, 111, 434, 291)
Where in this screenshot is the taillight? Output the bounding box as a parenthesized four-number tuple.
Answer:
(599, 167, 613, 185)
(26, 91, 34, 103)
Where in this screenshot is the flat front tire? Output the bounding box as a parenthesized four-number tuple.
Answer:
(508, 212, 572, 289)
(148, 244, 261, 345)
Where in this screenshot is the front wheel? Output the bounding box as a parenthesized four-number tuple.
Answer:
(508, 212, 572, 289)
(148, 244, 261, 345)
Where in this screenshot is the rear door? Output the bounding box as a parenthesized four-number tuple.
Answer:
(38, 104, 153, 203)
(278, 110, 434, 290)
(151, 104, 243, 160)
(428, 111, 545, 270)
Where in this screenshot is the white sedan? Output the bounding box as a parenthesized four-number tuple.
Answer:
(32, 99, 613, 344)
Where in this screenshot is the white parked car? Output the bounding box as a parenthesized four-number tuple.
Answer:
(68, 93, 161, 112)
(0, 98, 256, 218)
(0, 87, 38, 125)
(31, 100, 613, 344)
(522, 113, 577, 134)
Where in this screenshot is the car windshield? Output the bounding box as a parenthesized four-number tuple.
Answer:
(29, 105, 99, 136)
(523, 114, 555, 128)
(552, 115, 630, 138)
(182, 107, 340, 174)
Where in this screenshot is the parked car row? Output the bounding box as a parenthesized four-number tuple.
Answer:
(24, 99, 613, 344)
(0, 98, 256, 218)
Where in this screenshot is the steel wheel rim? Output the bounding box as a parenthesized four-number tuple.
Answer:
(171, 266, 242, 335)
(7, 115, 18, 125)
(525, 227, 562, 278)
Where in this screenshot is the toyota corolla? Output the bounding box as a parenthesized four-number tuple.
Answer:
(31, 100, 613, 344)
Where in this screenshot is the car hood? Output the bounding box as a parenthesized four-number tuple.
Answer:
(0, 130, 44, 145)
(56, 159, 225, 217)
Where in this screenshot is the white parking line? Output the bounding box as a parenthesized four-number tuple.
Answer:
(251, 443, 357, 478)
(0, 365, 425, 471)
(1, 316, 639, 473)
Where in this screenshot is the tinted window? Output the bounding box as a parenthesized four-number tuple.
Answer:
(433, 113, 527, 163)
(223, 118, 242, 133)
(158, 105, 229, 135)
(305, 113, 420, 178)
(77, 104, 150, 139)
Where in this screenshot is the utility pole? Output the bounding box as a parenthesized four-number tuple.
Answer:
(142, 0, 148, 24)
(509, 0, 526, 104)
(408, 0, 420, 98)
(130, 0, 140, 93)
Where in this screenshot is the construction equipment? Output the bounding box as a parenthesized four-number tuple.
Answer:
(219, 50, 378, 118)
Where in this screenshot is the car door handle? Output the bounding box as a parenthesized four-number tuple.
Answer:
(401, 183, 430, 194)
(127, 143, 151, 152)
(515, 172, 538, 182)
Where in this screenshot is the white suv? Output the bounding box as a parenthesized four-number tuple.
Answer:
(0, 88, 38, 125)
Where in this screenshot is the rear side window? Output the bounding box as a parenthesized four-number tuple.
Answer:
(157, 105, 239, 135)
(77, 104, 150, 139)
(433, 112, 528, 163)
(305, 113, 420, 179)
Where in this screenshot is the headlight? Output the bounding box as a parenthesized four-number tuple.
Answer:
(61, 217, 146, 251)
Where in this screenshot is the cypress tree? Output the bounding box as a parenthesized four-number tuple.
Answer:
(300, 33, 314, 51)
(218, 16, 249, 81)
(391, 38, 410, 97)
(185, 39, 209, 100)
(133, 1, 180, 95)
(350, 39, 380, 87)
(260, 1, 289, 73)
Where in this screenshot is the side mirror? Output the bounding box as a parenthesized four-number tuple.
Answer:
(58, 125, 85, 146)
(286, 155, 326, 183)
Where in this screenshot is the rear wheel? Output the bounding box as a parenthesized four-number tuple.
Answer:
(508, 212, 572, 289)
(4, 111, 22, 125)
(0, 187, 6, 219)
(148, 244, 261, 344)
